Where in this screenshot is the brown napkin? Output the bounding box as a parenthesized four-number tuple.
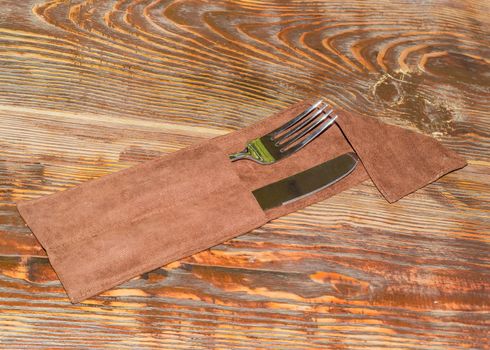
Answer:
(16, 99, 466, 303)
(335, 112, 466, 203)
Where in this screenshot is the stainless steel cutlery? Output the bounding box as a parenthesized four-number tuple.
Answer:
(228, 99, 357, 209)
(229, 100, 337, 164)
(252, 152, 359, 210)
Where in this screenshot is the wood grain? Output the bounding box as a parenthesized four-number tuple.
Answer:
(0, 0, 489, 348)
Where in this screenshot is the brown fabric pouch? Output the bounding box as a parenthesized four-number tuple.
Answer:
(16, 99, 466, 303)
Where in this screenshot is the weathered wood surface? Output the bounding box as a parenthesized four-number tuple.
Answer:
(0, 0, 489, 348)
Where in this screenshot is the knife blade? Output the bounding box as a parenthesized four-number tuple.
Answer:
(252, 152, 359, 210)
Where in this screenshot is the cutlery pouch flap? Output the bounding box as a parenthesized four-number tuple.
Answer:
(16, 99, 466, 303)
(17, 142, 269, 303)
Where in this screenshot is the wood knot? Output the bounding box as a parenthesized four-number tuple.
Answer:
(371, 72, 460, 136)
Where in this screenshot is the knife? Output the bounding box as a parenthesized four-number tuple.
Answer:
(252, 152, 359, 210)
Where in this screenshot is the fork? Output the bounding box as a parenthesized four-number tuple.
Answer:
(229, 100, 338, 164)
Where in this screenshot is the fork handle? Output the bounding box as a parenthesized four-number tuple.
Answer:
(229, 148, 252, 162)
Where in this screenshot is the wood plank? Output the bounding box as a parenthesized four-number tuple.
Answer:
(0, 0, 488, 348)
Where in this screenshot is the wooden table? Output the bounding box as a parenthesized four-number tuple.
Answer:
(1, 0, 488, 348)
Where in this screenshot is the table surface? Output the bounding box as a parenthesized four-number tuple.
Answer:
(0, 0, 489, 348)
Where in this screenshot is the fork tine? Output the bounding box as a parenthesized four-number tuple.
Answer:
(281, 115, 338, 154)
(271, 100, 323, 138)
(279, 108, 334, 149)
(275, 103, 329, 145)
